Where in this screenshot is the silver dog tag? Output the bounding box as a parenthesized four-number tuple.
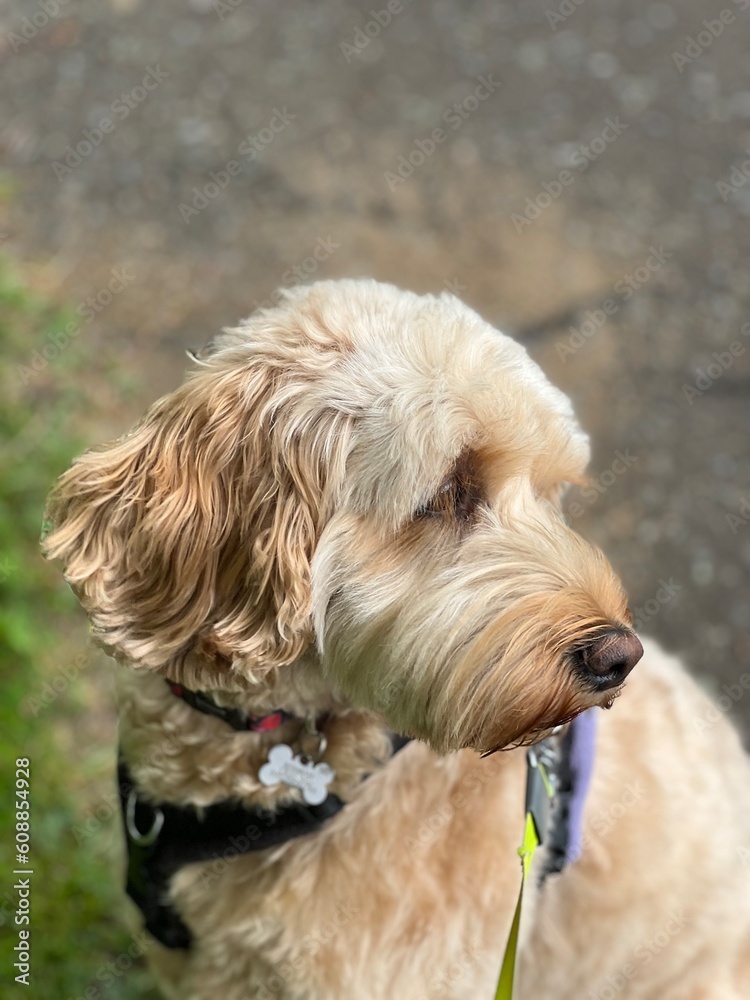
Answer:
(259, 744, 335, 805)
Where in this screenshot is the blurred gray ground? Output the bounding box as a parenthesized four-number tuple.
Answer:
(2, 0, 750, 734)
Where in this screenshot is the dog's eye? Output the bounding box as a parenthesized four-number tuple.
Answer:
(415, 474, 477, 521)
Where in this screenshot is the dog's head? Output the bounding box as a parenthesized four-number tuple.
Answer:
(43, 279, 641, 752)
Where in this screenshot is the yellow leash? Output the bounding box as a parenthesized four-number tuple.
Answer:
(494, 749, 554, 1000)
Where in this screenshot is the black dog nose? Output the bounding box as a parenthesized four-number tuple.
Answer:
(576, 631, 643, 690)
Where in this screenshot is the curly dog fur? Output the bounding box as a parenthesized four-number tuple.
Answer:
(44, 280, 750, 998)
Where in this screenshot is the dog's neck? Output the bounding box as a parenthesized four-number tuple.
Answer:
(115, 656, 395, 811)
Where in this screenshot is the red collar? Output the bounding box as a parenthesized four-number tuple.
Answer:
(166, 681, 294, 733)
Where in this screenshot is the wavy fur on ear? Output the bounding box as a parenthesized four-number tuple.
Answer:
(43, 322, 352, 679)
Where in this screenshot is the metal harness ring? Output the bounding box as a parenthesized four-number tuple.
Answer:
(126, 789, 164, 847)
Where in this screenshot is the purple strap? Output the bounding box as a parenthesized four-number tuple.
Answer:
(565, 709, 598, 865)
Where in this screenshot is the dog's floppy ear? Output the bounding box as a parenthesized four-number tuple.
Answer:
(43, 348, 348, 679)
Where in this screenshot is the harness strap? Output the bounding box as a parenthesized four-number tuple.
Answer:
(119, 732, 411, 950)
(119, 761, 351, 949)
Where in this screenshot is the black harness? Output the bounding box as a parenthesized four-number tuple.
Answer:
(118, 685, 411, 949)
(120, 761, 356, 949)
(119, 684, 582, 950)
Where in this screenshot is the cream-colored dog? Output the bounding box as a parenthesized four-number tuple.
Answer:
(44, 280, 750, 999)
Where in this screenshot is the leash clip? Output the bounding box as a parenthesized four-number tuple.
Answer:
(525, 746, 554, 848)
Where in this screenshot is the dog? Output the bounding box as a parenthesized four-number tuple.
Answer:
(43, 280, 750, 999)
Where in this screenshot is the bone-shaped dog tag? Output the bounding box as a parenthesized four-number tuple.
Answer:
(259, 744, 335, 805)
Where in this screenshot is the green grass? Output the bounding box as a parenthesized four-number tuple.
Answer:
(0, 259, 157, 1000)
